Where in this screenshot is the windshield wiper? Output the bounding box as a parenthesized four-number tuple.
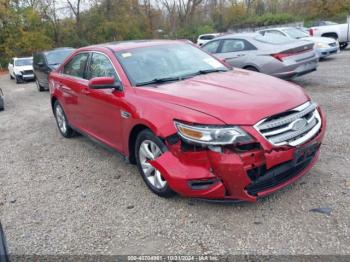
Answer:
(136, 76, 181, 86)
(182, 68, 229, 79)
(197, 68, 229, 74)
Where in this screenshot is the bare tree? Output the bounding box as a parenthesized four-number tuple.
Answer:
(66, 0, 84, 35)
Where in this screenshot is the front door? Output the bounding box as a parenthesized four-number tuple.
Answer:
(82, 52, 124, 152)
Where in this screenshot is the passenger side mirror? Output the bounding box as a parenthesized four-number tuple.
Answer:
(88, 77, 122, 91)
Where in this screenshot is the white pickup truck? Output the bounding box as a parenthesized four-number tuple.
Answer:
(309, 17, 350, 49)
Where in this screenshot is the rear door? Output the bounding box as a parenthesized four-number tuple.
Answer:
(216, 39, 257, 67)
(59, 52, 90, 129)
(34, 53, 48, 86)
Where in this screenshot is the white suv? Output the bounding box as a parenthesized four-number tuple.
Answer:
(8, 57, 34, 83)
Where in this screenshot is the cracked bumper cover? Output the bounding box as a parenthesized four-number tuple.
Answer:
(150, 109, 326, 202)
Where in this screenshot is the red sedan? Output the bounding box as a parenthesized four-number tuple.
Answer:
(49, 40, 326, 202)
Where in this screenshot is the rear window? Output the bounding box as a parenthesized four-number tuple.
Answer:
(200, 35, 216, 40)
(254, 34, 293, 45)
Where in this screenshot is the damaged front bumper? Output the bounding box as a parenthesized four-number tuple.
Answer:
(150, 109, 326, 202)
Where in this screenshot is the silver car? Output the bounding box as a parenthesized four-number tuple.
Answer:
(258, 27, 340, 59)
(201, 33, 318, 79)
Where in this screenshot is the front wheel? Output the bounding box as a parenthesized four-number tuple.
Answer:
(53, 101, 75, 138)
(10, 74, 14, 80)
(340, 42, 348, 50)
(15, 76, 21, 84)
(135, 129, 175, 197)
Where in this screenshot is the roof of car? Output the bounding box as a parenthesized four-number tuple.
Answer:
(85, 40, 189, 52)
(216, 32, 257, 39)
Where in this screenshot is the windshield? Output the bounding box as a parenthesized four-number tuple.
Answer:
(115, 43, 228, 86)
(45, 49, 75, 65)
(283, 28, 309, 39)
(15, 59, 32, 66)
(254, 33, 292, 44)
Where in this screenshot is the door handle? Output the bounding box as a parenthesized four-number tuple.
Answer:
(81, 88, 90, 95)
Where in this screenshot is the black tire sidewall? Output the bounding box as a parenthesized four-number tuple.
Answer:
(53, 101, 74, 138)
(135, 129, 175, 197)
(36, 79, 44, 92)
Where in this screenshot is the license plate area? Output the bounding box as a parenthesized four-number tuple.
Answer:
(294, 143, 320, 165)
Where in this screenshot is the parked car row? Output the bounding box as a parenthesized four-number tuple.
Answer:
(7, 47, 75, 91)
(197, 21, 349, 79)
(201, 32, 319, 79)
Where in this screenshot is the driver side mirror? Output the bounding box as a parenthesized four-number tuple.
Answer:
(88, 77, 123, 91)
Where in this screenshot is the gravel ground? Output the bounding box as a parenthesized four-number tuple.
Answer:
(0, 49, 350, 256)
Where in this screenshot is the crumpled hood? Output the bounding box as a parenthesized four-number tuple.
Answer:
(135, 69, 309, 125)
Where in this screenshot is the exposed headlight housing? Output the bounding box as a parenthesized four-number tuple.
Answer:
(174, 121, 253, 145)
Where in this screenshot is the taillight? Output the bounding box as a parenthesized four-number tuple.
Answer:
(271, 53, 291, 61)
(309, 28, 314, 36)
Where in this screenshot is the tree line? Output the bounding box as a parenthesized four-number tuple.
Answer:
(0, 0, 350, 67)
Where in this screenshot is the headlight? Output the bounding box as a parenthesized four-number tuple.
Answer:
(174, 121, 253, 145)
(315, 42, 329, 48)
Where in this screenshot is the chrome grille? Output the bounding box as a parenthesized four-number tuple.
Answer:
(255, 101, 321, 146)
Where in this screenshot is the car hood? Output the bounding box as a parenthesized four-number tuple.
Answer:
(15, 65, 33, 71)
(135, 69, 309, 125)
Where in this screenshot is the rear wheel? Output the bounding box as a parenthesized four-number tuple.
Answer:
(36, 79, 45, 92)
(135, 129, 175, 197)
(54, 101, 75, 138)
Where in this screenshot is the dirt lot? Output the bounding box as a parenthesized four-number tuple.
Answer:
(0, 49, 350, 256)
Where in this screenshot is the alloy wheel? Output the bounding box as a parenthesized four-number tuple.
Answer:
(55, 104, 67, 134)
(138, 140, 167, 189)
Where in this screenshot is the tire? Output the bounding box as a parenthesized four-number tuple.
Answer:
(340, 42, 348, 50)
(15, 76, 21, 84)
(10, 74, 14, 80)
(36, 79, 45, 92)
(244, 66, 259, 72)
(135, 129, 175, 198)
(53, 100, 75, 138)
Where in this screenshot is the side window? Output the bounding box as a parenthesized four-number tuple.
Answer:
(220, 39, 256, 53)
(202, 40, 221, 54)
(264, 30, 285, 37)
(34, 54, 45, 65)
(38, 54, 45, 65)
(87, 53, 118, 80)
(63, 53, 89, 79)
